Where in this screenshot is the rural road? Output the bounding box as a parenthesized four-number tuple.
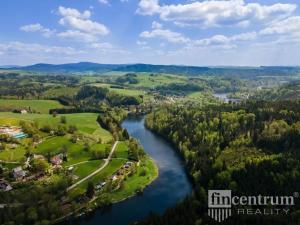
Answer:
(67, 141, 119, 191)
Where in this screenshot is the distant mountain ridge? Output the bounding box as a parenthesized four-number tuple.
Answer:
(3, 62, 300, 76)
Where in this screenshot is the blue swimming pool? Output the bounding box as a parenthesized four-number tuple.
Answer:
(13, 132, 27, 139)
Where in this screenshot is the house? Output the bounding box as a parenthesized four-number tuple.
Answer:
(13, 109, 28, 114)
(33, 154, 46, 161)
(12, 166, 26, 180)
(0, 179, 12, 192)
(20, 109, 28, 114)
(124, 161, 134, 169)
(95, 182, 106, 190)
(111, 174, 118, 181)
(51, 154, 63, 165)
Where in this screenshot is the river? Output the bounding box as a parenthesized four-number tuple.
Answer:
(73, 117, 193, 225)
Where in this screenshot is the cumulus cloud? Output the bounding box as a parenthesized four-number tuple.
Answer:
(58, 6, 91, 19)
(137, 0, 297, 27)
(58, 6, 109, 35)
(136, 0, 160, 16)
(20, 23, 55, 37)
(140, 28, 190, 44)
(152, 21, 162, 29)
(194, 32, 257, 47)
(260, 16, 300, 36)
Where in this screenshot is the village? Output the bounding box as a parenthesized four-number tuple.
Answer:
(0, 101, 157, 225)
(1, 136, 136, 195)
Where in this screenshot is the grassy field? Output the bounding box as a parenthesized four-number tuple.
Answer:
(92, 83, 145, 97)
(72, 160, 105, 179)
(42, 87, 79, 98)
(109, 88, 145, 97)
(114, 141, 129, 159)
(0, 99, 64, 114)
(69, 158, 126, 198)
(0, 146, 26, 162)
(0, 112, 112, 142)
(34, 136, 93, 165)
(130, 73, 187, 88)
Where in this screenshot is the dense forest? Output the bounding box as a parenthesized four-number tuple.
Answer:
(253, 81, 300, 101)
(139, 100, 300, 225)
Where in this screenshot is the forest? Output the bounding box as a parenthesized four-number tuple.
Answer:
(140, 100, 300, 225)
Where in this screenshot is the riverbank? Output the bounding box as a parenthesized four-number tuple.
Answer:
(54, 155, 158, 224)
(60, 117, 192, 225)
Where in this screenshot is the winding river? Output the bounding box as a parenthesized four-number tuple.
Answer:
(75, 117, 193, 225)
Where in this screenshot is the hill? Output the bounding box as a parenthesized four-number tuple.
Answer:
(6, 62, 300, 77)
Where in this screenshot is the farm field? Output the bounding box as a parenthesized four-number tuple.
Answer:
(0, 99, 65, 114)
(92, 83, 145, 97)
(41, 86, 79, 98)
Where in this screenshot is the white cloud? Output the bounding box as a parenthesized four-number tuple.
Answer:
(90, 42, 131, 55)
(58, 6, 109, 35)
(152, 21, 162, 29)
(20, 23, 55, 37)
(260, 16, 300, 36)
(194, 32, 257, 47)
(99, 0, 110, 5)
(90, 42, 114, 49)
(0, 41, 80, 55)
(58, 6, 91, 19)
(57, 30, 98, 43)
(140, 28, 190, 44)
(137, 0, 297, 28)
(136, 0, 160, 16)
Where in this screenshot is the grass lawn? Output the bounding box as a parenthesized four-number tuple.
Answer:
(90, 143, 110, 153)
(73, 160, 105, 179)
(69, 158, 126, 198)
(0, 112, 113, 143)
(0, 99, 64, 114)
(114, 141, 128, 159)
(0, 147, 26, 162)
(34, 136, 104, 166)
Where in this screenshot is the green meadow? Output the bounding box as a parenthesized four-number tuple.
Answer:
(0, 99, 64, 114)
(0, 112, 112, 142)
(114, 141, 129, 158)
(130, 73, 187, 88)
(72, 160, 105, 179)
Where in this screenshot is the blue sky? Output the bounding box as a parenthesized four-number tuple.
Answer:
(1, 0, 300, 66)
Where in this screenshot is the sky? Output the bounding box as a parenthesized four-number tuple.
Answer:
(1, 0, 300, 66)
